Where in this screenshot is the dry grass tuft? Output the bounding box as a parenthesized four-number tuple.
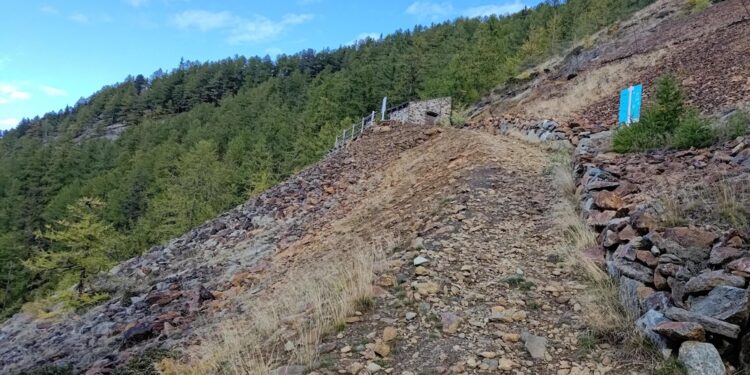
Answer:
(158, 238, 386, 375)
(654, 175, 749, 229)
(547, 145, 667, 369)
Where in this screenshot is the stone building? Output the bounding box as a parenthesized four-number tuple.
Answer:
(387, 97, 452, 125)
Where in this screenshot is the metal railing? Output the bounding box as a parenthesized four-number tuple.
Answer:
(332, 111, 377, 151)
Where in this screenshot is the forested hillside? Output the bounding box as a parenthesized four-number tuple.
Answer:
(0, 0, 652, 318)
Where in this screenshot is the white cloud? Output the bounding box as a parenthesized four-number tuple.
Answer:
(172, 10, 314, 44)
(40, 5, 59, 14)
(172, 10, 235, 31)
(405, 1, 454, 19)
(41, 85, 68, 97)
(0, 83, 31, 104)
(0, 118, 19, 129)
(463, 2, 526, 17)
(69, 12, 89, 23)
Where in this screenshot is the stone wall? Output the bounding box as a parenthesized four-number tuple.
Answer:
(389, 97, 452, 125)
(473, 114, 750, 374)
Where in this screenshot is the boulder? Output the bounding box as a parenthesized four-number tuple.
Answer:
(613, 244, 637, 261)
(594, 191, 624, 210)
(709, 247, 743, 266)
(618, 225, 637, 242)
(684, 270, 745, 294)
(690, 286, 750, 325)
(122, 322, 155, 346)
(611, 260, 654, 284)
(653, 321, 705, 342)
(650, 233, 708, 264)
(521, 333, 547, 360)
(587, 210, 617, 227)
(636, 250, 658, 268)
(664, 227, 718, 250)
(664, 307, 741, 338)
(728, 257, 750, 274)
(635, 310, 670, 354)
(441, 312, 461, 334)
(619, 277, 645, 318)
(642, 291, 672, 312)
(678, 341, 725, 375)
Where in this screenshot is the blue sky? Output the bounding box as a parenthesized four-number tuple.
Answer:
(0, 0, 543, 130)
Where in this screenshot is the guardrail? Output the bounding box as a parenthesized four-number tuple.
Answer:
(332, 111, 378, 151)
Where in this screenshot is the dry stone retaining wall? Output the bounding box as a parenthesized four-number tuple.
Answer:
(388, 97, 452, 125)
(474, 115, 750, 374)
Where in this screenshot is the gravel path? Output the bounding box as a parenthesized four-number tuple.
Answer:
(314, 131, 636, 374)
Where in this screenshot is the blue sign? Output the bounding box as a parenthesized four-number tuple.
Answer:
(618, 84, 643, 126)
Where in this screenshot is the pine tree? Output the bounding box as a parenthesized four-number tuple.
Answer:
(24, 197, 120, 296)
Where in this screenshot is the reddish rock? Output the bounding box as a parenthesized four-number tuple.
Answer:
(594, 191, 625, 210)
(663, 227, 718, 250)
(587, 210, 617, 227)
(727, 236, 744, 248)
(632, 210, 659, 232)
(145, 290, 182, 306)
(602, 229, 619, 247)
(728, 257, 750, 274)
(657, 262, 680, 277)
(684, 270, 746, 294)
(614, 244, 637, 261)
(613, 181, 640, 197)
(583, 245, 606, 268)
(636, 250, 659, 268)
(709, 247, 743, 266)
(654, 321, 706, 342)
(618, 225, 637, 242)
(441, 312, 461, 334)
(654, 271, 669, 290)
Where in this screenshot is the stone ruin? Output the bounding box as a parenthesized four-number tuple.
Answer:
(387, 97, 452, 126)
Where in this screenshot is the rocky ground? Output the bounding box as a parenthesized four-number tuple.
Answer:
(0, 123, 443, 374)
(303, 131, 646, 374)
(471, 0, 750, 135)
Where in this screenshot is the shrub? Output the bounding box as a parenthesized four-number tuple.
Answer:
(672, 111, 714, 149)
(687, 0, 710, 13)
(649, 74, 685, 134)
(450, 111, 467, 127)
(715, 110, 749, 141)
(613, 74, 720, 153)
(612, 109, 669, 153)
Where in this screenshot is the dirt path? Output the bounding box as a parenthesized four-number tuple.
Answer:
(311, 130, 634, 375)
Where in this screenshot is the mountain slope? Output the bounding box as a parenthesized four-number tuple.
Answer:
(0, 0, 653, 318)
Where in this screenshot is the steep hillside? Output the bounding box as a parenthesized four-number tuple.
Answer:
(0, 0, 651, 319)
(10, 0, 750, 374)
(467, 0, 750, 374)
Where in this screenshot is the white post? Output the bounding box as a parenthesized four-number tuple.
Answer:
(626, 86, 634, 125)
(351, 123, 355, 140)
(371, 111, 375, 125)
(381, 97, 388, 121)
